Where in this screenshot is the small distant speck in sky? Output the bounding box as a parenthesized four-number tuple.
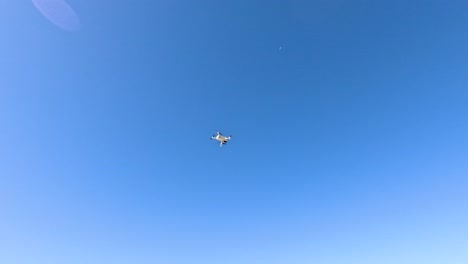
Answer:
(32, 0, 80, 31)
(279, 46, 283, 50)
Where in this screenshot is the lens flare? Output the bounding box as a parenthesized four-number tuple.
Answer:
(32, 0, 80, 31)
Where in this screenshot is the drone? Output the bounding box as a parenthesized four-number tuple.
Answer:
(210, 131, 232, 147)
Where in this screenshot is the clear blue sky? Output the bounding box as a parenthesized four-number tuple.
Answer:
(1, 0, 468, 263)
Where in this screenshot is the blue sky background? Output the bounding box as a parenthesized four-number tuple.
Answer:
(1, 0, 468, 263)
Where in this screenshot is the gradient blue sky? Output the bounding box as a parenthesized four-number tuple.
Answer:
(1, 1, 468, 263)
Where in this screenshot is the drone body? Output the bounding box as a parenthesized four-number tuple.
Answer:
(211, 131, 232, 147)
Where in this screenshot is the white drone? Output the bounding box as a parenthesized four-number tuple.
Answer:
(210, 131, 232, 147)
